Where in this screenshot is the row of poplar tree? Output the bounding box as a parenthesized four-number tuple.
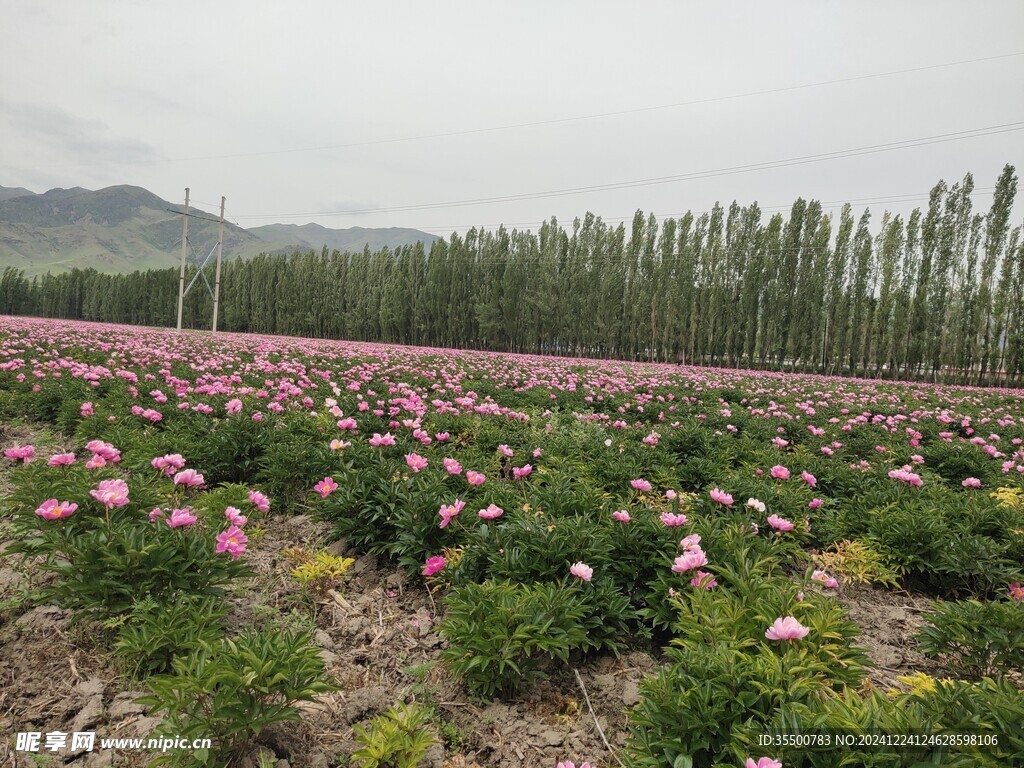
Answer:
(0, 165, 1021, 385)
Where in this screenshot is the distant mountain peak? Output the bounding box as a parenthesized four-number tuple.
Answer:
(0, 182, 440, 276)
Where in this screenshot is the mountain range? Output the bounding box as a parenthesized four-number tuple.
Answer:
(0, 184, 440, 276)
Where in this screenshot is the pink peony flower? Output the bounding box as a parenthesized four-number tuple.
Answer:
(466, 470, 486, 486)
(443, 457, 462, 475)
(4, 444, 36, 463)
(314, 477, 338, 498)
(149, 507, 165, 522)
(709, 487, 733, 506)
(570, 562, 593, 582)
(330, 439, 351, 451)
(812, 570, 839, 589)
(173, 468, 205, 488)
(1009, 582, 1024, 603)
(888, 468, 924, 486)
(216, 525, 248, 559)
(249, 489, 270, 512)
(512, 463, 533, 479)
(770, 465, 790, 480)
(765, 616, 810, 641)
(557, 762, 591, 768)
(152, 453, 186, 475)
(90, 478, 130, 508)
(672, 547, 708, 572)
(225, 506, 248, 526)
(48, 452, 76, 466)
(801, 471, 817, 487)
(478, 503, 504, 520)
(679, 534, 701, 550)
(808, 498, 824, 509)
(405, 453, 428, 473)
(962, 477, 981, 488)
(497, 444, 514, 457)
(660, 512, 688, 527)
(80, 402, 94, 416)
(422, 555, 446, 576)
(767, 514, 794, 532)
(439, 499, 466, 528)
(225, 398, 243, 415)
(369, 432, 395, 447)
(166, 508, 198, 527)
(630, 478, 652, 491)
(612, 509, 631, 523)
(746, 759, 783, 768)
(35, 499, 78, 520)
(690, 570, 718, 589)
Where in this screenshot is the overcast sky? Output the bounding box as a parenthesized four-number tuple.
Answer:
(3, 0, 1023, 237)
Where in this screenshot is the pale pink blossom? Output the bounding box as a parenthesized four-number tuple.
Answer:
(90, 478, 129, 508)
(612, 510, 631, 523)
(166, 508, 198, 527)
(765, 616, 809, 641)
(766, 514, 794, 532)
(35, 499, 78, 520)
(248, 489, 270, 512)
(225, 506, 248, 526)
(478, 503, 504, 520)
(709, 487, 733, 506)
(48, 452, 76, 466)
(405, 453, 428, 472)
(569, 562, 593, 582)
(466, 470, 486, 486)
(672, 547, 708, 572)
(660, 512, 688, 527)
(439, 499, 466, 528)
(690, 570, 718, 589)
(173, 468, 205, 488)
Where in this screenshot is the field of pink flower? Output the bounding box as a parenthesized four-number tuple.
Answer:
(1, 316, 1023, 768)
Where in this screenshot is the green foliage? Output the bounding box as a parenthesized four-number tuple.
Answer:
(114, 594, 229, 677)
(627, 553, 867, 768)
(440, 580, 590, 698)
(138, 630, 335, 767)
(917, 598, 1024, 678)
(736, 678, 1024, 767)
(350, 702, 438, 768)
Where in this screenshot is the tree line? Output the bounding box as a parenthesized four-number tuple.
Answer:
(1, 165, 1021, 385)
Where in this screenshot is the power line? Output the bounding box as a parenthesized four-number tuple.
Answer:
(232, 122, 1024, 219)
(173, 51, 1024, 162)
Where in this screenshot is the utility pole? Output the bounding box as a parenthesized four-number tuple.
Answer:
(212, 196, 225, 333)
(176, 188, 190, 330)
